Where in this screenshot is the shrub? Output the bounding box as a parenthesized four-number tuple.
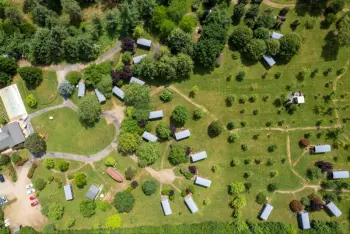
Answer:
(226, 94, 236, 106)
(243, 171, 252, 178)
(125, 167, 137, 180)
(57, 160, 69, 172)
(65, 217, 76, 228)
(43, 223, 56, 233)
(236, 71, 245, 82)
(227, 121, 235, 130)
(231, 195, 247, 209)
(168, 143, 187, 165)
(265, 120, 273, 127)
(241, 144, 248, 151)
(244, 159, 252, 165)
(48, 202, 64, 220)
(35, 178, 47, 191)
(161, 188, 172, 195)
(301, 197, 311, 207)
(66, 71, 82, 85)
(104, 157, 116, 167)
(106, 214, 122, 229)
(122, 52, 132, 64)
(229, 182, 245, 195)
(26, 94, 37, 108)
(208, 121, 223, 137)
(114, 192, 135, 213)
(18, 66, 43, 87)
(270, 171, 279, 178)
(188, 185, 196, 194)
(239, 95, 247, 104)
(267, 158, 276, 166)
(189, 85, 199, 97)
(203, 198, 211, 205)
(253, 109, 260, 115)
(249, 94, 258, 103)
(74, 172, 87, 188)
(268, 144, 277, 152)
(142, 180, 157, 196)
(171, 106, 188, 126)
(267, 183, 278, 192)
(11, 153, 21, 164)
(96, 201, 112, 212)
(228, 134, 239, 143)
(232, 209, 242, 219)
(131, 181, 139, 189)
(241, 121, 247, 127)
(43, 158, 55, 169)
(290, 200, 304, 212)
(136, 142, 161, 167)
(306, 167, 323, 180)
(212, 164, 220, 172)
(256, 192, 267, 204)
(80, 200, 96, 218)
(159, 89, 173, 102)
(193, 109, 204, 120)
(48, 175, 54, 183)
(156, 122, 171, 140)
(180, 168, 193, 180)
(59, 81, 75, 98)
(231, 158, 240, 167)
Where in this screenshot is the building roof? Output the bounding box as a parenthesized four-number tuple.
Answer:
(298, 212, 310, 230)
(78, 82, 85, 97)
(137, 38, 152, 48)
(191, 151, 207, 162)
(106, 167, 123, 182)
(133, 54, 147, 64)
(94, 89, 106, 103)
(161, 197, 172, 216)
(0, 84, 27, 121)
(142, 131, 158, 142)
(326, 201, 342, 217)
(175, 129, 190, 140)
(112, 86, 125, 100)
(63, 184, 73, 201)
(259, 203, 273, 221)
(184, 195, 198, 213)
(314, 145, 331, 153)
(271, 32, 284, 40)
(0, 122, 25, 151)
(149, 110, 163, 120)
(332, 171, 350, 179)
(263, 55, 276, 67)
(130, 77, 145, 86)
(85, 184, 100, 200)
(195, 176, 211, 188)
(297, 96, 305, 104)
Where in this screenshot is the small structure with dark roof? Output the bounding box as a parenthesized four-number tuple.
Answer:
(130, 77, 145, 86)
(175, 129, 190, 141)
(94, 89, 106, 103)
(191, 151, 207, 162)
(0, 122, 25, 151)
(142, 131, 158, 142)
(85, 184, 100, 200)
(137, 38, 152, 49)
(271, 32, 284, 40)
(332, 171, 349, 179)
(313, 145, 331, 153)
(161, 197, 172, 216)
(325, 201, 342, 217)
(112, 86, 124, 100)
(184, 195, 198, 213)
(63, 184, 73, 201)
(149, 110, 163, 120)
(133, 54, 147, 64)
(78, 82, 85, 98)
(298, 211, 310, 230)
(259, 203, 273, 221)
(263, 55, 276, 67)
(195, 176, 211, 188)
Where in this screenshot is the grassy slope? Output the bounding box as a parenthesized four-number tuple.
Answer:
(30, 107, 116, 155)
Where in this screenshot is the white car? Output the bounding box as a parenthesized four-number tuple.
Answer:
(25, 184, 33, 189)
(26, 189, 35, 195)
(4, 219, 10, 224)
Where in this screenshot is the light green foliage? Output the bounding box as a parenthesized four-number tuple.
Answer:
(167, 0, 187, 23)
(78, 95, 101, 127)
(74, 172, 87, 188)
(96, 201, 112, 212)
(229, 182, 245, 195)
(203, 198, 211, 205)
(136, 142, 161, 167)
(159, 88, 173, 102)
(79, 200, 96, 218)
(57, 160, 69, 172)
(231, 195, 247, 209)
(124, 83, 150, 106)
(26, 94, 37, 108)
(244, 39, 266, 61)
(179, 15, 196, 33)
(171, 105, 188, 126)
(193, 108, 204, 120)
(65, 218, 76, 228)
(34, 178, 47, 191)
(104, 157, 116, 167)
(47, 202, 64, 220)
(118, 133, 139, 153)
(156, 122, 171, 140)
(189, 85, 199, 97)
(106, 214, 122, 229)
(133, 26, 144, 38)
(212, 164, 220, 172)
(122, 52, 132, 64)
(228, 134, 239, 143)
(66, 71, 82, 85)
(168, 143, 187, 165)
(96, 75, 112, 99)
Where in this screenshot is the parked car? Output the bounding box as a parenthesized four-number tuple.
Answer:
(25, 184, 33, 189)
(26, 189, 35, 195)
(0, 174, 4, 182)
(31, 201, 39, 207)
(29, 195, 36, 201)
(1, 197, 8, 203)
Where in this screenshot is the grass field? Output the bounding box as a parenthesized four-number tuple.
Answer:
(30, 107, 116, 155)
(16, 71, 63, 114)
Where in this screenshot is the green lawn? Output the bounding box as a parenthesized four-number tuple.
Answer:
(16, 70, 63, 114)
(31, 107, 116, 155)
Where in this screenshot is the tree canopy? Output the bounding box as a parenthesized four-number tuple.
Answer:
(77, 95, 101, 127)
(136, 142, 161, 167)
(114, 192, 135, 213)
(168, 143, 187, 165)
(124, 83, 151, 106)
(24, 133, 47, 154)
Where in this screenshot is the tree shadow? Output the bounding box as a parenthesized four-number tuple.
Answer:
(321, 31, 339, 61)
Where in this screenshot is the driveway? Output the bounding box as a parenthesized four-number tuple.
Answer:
(0, 162, 47, 231)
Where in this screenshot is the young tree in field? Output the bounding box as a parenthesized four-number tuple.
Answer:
(57, 161, 69, 172)
(59, 81, 75, 98)
(18, 66, 43, 87)
(43, 158, 55, 169)
(74, 172, 87, 188)
(25, 133, 47, 154)
(229, 182, 245, 195)
(79, 200, 96, 217)
(78, 95, 101, 127)
(114, 192, 135, 213)
(117, 133, 138, 153)
(34, 178, 47, 191)
(278, 33, 301, 60)
(136, 142, 161, 167)
(171, 106, 188, 126)
(125, 167, 137, 180)
(159, 89, 173, 102)
(142, 180, 157, 196)
(106, 214, 122, 229)
(104, 157, 116, 167)
(231, 195, 247, 209)
(124, 83, 150, 106)
(168, 143, 187, 165)
(208, 121, 223, 137)
(156, 122, 171, 140)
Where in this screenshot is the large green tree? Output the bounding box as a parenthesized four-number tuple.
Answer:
(244, 39, 267, 61)
(0, 57, 17, 76)
(18, 66, 43, 87)
(113, 192, 135, 213)
(118, 132, 139, 153)
(124, 83, 150, 106)
(168, 143, 187, 165)
(229, 26, 253, 49)
(78, 95, 101, 127)
(80, 200, 96, 217)
(47, 202, 64, 220)
(61, 0, 82, 22)
(24, 133, 47, 154)
(96, 75, 112, 99)
(278, 33, 301, 60)
(171, 105, 188, 126)
(136, 142, 161, 167)
(167, 28, 193, 55)
(338, 15, 350, 46)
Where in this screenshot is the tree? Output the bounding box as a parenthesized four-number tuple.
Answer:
(256, 13, 276, 29)
(18, 227, 38, 234)
(328, 0, 345, 13)
(66, 71, 82, 85)
(74, 172, 87, 188)
(159, 89, 173, 102)
(152, 5, 168, 28)
(83, 63, 112, 87)
(229, 182, 245, 195)
(42, 158, 55, 169)
(78, 95, 101, 127)
(34, 178, 47, 191)
(114, 192, 135, 213)
(229, 27, 253, 49)
(168, 143, 187, 165)
(0, 154, 10, 166)
(193, 38, 223, 68)
(26, 94, 37, 108)
(25, 133, 47, 154)
(159, 19, 176, 38)
(254, 27, 269, 39)
(104, 8, 120, 34)
(5, 6, 22, 25)
(57, 161, 69, 172)
(42, 223, 56, 234)
(79, 200, 96, 217)
(119, 1, 140, 34)
(136, 142, 161, 167)
(266, 38, 280, 56)
(104, 157, 116, 167)
(125, 167, 137, 180)
(231, 195, 247, 209)
(59, 81, 75, 98)
(124, 83, 150, 106)
(48, 202, 64, 220)
(106, 214, 122, 229)
(121, 37, 135, 53)
(179, 15, 196, 33)
(338, 15, 350, 46)
(156, 122, 171, 140)
(171, 106, 188, 126)
(174, 53, 194, 78)
(289, 200, 304, 212)
(96, 75, 112, 99)
(244, 39, 266, 61)
(167, 0, 187, 23)
(256, 192, 267, 204)
(142, 180, 157, 196)
(208, 121, 223, 137)
(18, 66, 43, 87)
(167, 28, 192, 55)
(193, 109, 204, 120)
(278, 33, 301, 60)
(307, 167, 323, 180)
(61, 0, 82, 21)
(0, 72, 12, 88)
(232, 3, 245, 24)
(228, 134, 239, 143)
(267, 183, 278, 192)
(30, 28, 59, 64)
(0, 57, 18, 76)
(118, 132, 138, 153)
